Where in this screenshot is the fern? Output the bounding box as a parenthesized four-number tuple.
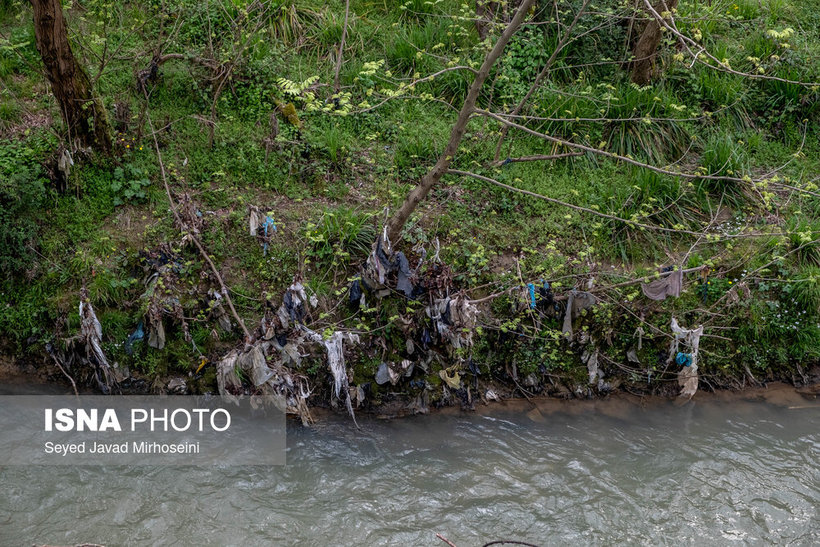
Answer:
(276, 75, 319, 96)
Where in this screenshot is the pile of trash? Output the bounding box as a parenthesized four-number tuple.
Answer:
(49, 214, 726, 425)
(214, 278, 364, 426)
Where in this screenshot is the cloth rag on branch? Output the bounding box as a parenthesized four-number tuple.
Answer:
(642, 268, 683, 301)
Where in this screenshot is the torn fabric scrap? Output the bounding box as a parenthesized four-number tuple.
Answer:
(642, 268, 683, 301)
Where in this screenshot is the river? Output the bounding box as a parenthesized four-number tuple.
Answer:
(1, 386, 817, 545)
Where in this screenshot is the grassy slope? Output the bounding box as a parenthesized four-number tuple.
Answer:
(0, 0, 818, 403)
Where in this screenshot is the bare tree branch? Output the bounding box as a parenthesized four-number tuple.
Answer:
(447, 168, 781, 239)
(385, 0, 537, 243)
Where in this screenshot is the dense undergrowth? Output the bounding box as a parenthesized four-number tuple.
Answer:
(0, 0, 818, 407)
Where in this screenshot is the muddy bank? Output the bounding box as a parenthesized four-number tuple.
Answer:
(4, 350, 818, 423)
(327, 379, 820, 422)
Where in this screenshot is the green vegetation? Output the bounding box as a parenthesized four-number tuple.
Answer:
(0, 0, 817, 405)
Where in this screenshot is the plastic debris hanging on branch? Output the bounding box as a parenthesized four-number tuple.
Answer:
(301, 327, 361, 428)
(670, 317, 704, 399)
(278, 279, 317, 326)
(562, 289, 598, 336)
(360, 228, 419, 299)
(137, 249, 186, 351)
(642, 268, 683, 301)
(427, 295, 479, 349)
(208, 288, 233, 332)
(216, 350, 242, 405)
(78, 289, 114, 393)
(248, 205, 276, 256)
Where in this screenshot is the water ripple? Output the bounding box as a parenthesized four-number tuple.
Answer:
(0, 399, 817, 546)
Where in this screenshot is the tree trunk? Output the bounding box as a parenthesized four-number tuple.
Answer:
(474, 0, 498, 41)
(630, 0, 678, 85)
(385, 0, 535, 244)
(30, 0, 111, 153)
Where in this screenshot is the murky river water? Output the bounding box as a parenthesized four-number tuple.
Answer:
(1, 385, 817, 546)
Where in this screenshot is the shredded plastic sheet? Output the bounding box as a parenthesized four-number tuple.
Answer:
(582, 348, 600, 384)
(57, 148, 74, 177)
(79, 298, 114, 392)
(427, 296, 479, 348)
(139, 264, 184, 351)
(375, 360, 413, 385)
(147, 317, 166, 349)
(301, 327, 361, 426)
(375, 362, 398, 385)
(351, 385, 366, 408)
(670, 317, 703, 398)
(248, 205, 263, 236)
(527, 283, 537, 309)
(166, 377, 187, 394)
(238, 345, 274, 387)
(216, 350, 242, 405)
(348, 278, 366, 309)
(125, 321, 144, 355)
(642, 269, 683, 301)
(394, 252, 414, 297)
(439, 368, 462, 389)
(562, 290, 598, 336)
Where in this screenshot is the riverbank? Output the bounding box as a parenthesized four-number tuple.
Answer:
(1, 1, 818, 424)
(4, 350, 818, 423)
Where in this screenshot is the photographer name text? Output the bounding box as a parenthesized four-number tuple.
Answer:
(44, 440, 200, 455)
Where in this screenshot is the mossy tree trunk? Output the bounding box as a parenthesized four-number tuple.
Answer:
(630, 0, 678, 85)
(30, 0, 111, 154)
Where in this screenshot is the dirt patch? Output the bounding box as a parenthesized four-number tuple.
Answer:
(0, 354, 51, 384)
(0, 111, 52, 140)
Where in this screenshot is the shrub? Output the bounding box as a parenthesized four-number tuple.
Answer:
(0, 140, 48, 275)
